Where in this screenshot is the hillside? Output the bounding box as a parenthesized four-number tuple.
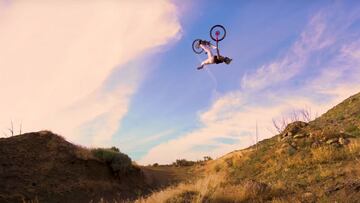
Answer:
(1, 93, 359, 203)
(137, 93, 360, 203)
(0, 131, 149, 203)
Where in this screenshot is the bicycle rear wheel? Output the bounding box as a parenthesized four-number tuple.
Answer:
(192, 39, 204, 54)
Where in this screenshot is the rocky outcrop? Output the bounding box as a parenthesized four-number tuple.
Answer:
(279, 121, 309, 142)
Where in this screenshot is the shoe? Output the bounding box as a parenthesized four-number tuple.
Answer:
(197, 65, 204, 70)
(225, 58, 232, 64)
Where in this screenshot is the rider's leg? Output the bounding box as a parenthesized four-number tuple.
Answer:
(200, 44, 214, 59)
(197, 44, 215, 69)
(198, 57, 214, 69)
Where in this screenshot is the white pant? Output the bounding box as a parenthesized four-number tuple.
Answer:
(200, 44, 216, 66)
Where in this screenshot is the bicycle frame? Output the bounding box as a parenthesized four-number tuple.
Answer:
(215, 32, 220, 57)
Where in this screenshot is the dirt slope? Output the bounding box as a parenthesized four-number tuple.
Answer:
(0, 131, 147, 203)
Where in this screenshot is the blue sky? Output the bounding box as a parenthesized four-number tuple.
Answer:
(1, 1, 360, 164)
(105, 0, 360, 163)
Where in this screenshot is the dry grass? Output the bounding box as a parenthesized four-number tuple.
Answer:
(311, 139, 360, 164)
(136, 174, 222, 203)
(311, 146, 345, 164)
(135, 95, 360, 202)
(348, 139, 360, 155)
(136, 169, 284, 203)
(75, 146, 94, 160)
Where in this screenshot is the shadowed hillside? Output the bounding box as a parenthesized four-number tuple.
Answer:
(0, 131, 149, 203)
(137, 92, 360, 203)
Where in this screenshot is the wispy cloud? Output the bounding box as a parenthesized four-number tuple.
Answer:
(118, 129, 176, 152)
(140, 5, 360, 164)
(241, 11, 333, 91)
(0, 1, 180, 146)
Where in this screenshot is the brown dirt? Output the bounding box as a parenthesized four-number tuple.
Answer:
(0, 131, 148, 203)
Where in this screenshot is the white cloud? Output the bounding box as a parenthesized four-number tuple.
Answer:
(241, 12, 330, 91)
(139, 94, 331, 164)
(0, 0, 180, 145)
(140, 6, 360, 165)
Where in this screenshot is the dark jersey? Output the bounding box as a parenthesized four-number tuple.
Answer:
(214, 56, 222, 64)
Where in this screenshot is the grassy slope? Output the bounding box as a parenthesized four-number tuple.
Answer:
(137, 93, 360, 203)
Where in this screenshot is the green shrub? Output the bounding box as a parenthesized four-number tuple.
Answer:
(110, 146, 120, 152)
(91, 148, 132, 175)
(173, 159, 196, 167)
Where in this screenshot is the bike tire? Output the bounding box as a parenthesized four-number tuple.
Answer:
(210, 25, 226, 41)
(192, 39, 204, 54)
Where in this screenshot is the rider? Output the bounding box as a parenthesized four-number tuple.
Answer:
(197, 40, 232, 70)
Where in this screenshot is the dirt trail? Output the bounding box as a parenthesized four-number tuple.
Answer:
(141, 166, 198, 189)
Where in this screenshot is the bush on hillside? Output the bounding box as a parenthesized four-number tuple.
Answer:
(110, 146, 120, 152)
(173, 159, 196, 167)
(91, 148, 132, 175)
(203, 156, 213, 161)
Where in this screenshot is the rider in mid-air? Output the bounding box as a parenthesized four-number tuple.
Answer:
(197, 40, 232, 70)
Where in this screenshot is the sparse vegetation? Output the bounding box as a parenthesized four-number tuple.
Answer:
(345, 124, 360, 137)
(2, 93, 360, 203)
(136, 93, 360, 203)
(173, 159, 196, 167)
(272, 108, 317, 133)
(91, 148, 133, 175)
(3, 120, 23, 137)
(311, 145, 346, 164)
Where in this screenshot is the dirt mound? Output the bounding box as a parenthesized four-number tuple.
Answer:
(0, 131, 147, 203)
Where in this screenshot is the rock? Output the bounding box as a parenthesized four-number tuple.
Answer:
(294, 133, 307, 139)
(339, 137, 350, 145)
(279, 132, 290, 140)
(281, 136, 291, 142)
(282, 121, 308, 136)
(309, 130, 322, 138)
(326, 138, 339, 145)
